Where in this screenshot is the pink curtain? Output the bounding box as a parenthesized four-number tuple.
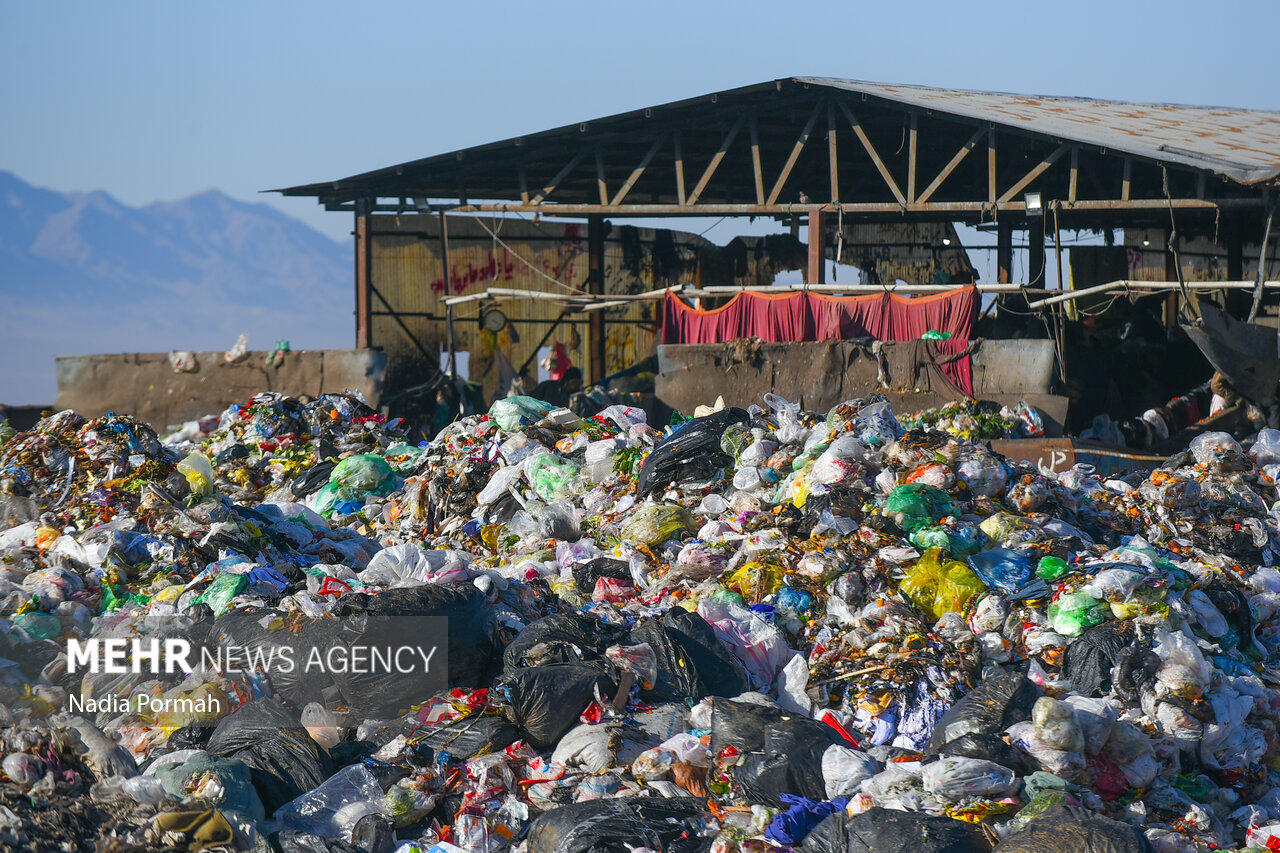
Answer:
(660, 287, 978, 394)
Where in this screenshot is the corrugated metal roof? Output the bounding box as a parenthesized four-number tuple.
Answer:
(801, 77, 1280, 185)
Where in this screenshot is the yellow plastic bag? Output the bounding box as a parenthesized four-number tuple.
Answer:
(724, 561, 785, 601)
(176, 452, 215, 498)
(899, 547, 986, 623)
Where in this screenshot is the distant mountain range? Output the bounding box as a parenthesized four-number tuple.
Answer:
(0, 171, 353, 404)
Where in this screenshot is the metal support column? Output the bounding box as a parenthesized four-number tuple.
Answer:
(1226, 221, 1247, 317)
(997, 219, 1013, 284)
(587, 215, 607, 384)
(806, 208, 826, 284)
(354, 199, 372, 348)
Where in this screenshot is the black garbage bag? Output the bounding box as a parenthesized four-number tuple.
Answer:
(205, 698, 332, 815)
(290, 460, 336, 498)
(502, 663, 618, 750)
(630, 618, 702, 703)
(636, 407, 749, 497)
(209, 607, 345, 710)
(572, 557, 632, 594)
(503, 613, 628, 673)
(734, 717, 845, 806)
(526, 798, 711, 853)
(929, 732, 1038, 777)
(414, 714, 521, 762)
(927, 671, 1040, 752)
(991, 805, 1152, 853)
(801, 807, 991, 853)
(329, 583, 498, 718)
(710, 698, 787, 754)
(1062, 622, 1131, 696)
(1204, 578, 1254, 648)
(659, 608, 750, 698)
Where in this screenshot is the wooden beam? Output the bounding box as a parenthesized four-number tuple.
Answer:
(987, 128, 997, 205)
(827, 100, 839, 202)
(916, 125, 985, 204)
(354, 204, 372, 348)
(530, 152, 585, 205)
(1121, 158, 1132, 201)
(1068, 146, 1079, 203)
(766, 100, 824, 206)
(673, 130, 686, 205)
(610, 133, 667, 207)
(749, 114, 765, 205)
(807, 208, 825, 284)
(687, 114, 745, 205)
(907, 112, 918, 204)
(838, 99, 907, 206)
(997, 217, 1012, 283)
(595, 149, 608, 206)
(997, 142, 1070, 205)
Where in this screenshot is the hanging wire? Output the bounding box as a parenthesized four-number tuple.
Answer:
(470, 214, 588, 296)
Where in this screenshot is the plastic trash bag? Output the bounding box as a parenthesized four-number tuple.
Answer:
(800, 807, 990, 853)
(619, 504, 697, 547)
(329, 453, 396, 495)
(270, 763, 385, 841)
(523, 453, 578, 503)
(501, 663, 617, 750)
(176, 451, 215, 498)
(920, 755, 1017, 800)
(525, 798, 709, 853)
(990, 804, 1153, 853)
(1047, 591, 1107, 637)
(898, 547, 986, 623)
(821, 744, 880, 798)
(882, 484, 959, 534)
(490, 396, 557, 432)
(968, 548, 1033, 594)
(205, 698, 332, 816)
(928, 671, 1040, 752)
(636, 407, 749, 497)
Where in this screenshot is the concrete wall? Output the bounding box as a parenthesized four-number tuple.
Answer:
(655, 339, 1068, 435)
(55, 350, 387, 430)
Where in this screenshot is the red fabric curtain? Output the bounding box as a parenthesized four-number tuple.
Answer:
(660, 287, 978, 394)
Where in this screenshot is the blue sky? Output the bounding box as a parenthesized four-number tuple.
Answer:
(4, 1, 1278, 244)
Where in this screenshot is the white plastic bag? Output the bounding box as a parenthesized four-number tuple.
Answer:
(822, 745, 879, 799)
(920, 756, 1016, 800)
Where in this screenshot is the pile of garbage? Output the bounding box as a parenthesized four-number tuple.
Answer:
(5, 387, 1280, 853)
(897, 400, 1045, 440)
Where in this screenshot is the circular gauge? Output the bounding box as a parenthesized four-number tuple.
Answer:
(481, 307, 508, 332)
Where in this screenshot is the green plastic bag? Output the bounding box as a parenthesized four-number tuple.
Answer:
(883, 484, 959, 533)
(1037, 555, 1070, 581)
(620, 504, 697, 547)
(101, 581, 148, 613)
(526, 454, 580, 502)
(921, 329, 952, 341)
(1048, 591, 1107, 637)
(489, 396, 557, 432)
(899, 547, 986, 623)
(12, 611, 60, 640)
(198, 572, 249, 617)
(384, 444, 428, 473)
(330, 453, 396, 495)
